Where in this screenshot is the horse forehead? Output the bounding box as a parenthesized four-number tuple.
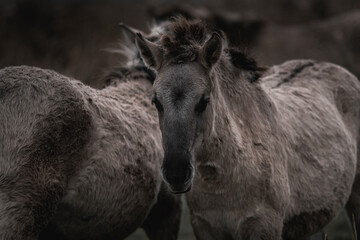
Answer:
(157, 63, 206, 92)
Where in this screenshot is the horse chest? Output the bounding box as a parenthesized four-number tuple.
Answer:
(50, 159, 160, 238)
(187, 190, 252, 238)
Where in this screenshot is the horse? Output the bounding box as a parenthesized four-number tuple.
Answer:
(132, 17, 360, 239)
(0, 63, 181, 239)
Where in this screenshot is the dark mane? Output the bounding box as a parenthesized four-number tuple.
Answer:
(159, 17, 265, 82)
(225, 48, 267, 82)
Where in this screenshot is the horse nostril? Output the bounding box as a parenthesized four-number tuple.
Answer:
(161, 168, 169, 183)
(184, 167, 192, 183)
(162, 167, 193, 186)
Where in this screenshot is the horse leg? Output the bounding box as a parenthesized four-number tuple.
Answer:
(142, 183, 182, 240)
(189, 214, 219, 240)
(302, 230, 327, 240)
(346, 175, 360, 240)
(282, 230, 327, 240)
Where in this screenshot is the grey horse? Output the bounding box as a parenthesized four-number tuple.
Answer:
(0, 64, 181, 239)
(133, 17, 360, 240)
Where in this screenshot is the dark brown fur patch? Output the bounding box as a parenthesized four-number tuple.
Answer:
(273, 62, 315, 88)
(282, 209, 332, 239)
(160, 16, 207, 63)
(225, 48, 267, 82)
(225, 49, 262, 72)
(7, 96, 92, 237)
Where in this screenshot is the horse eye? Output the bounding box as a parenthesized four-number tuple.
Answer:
(152, 94, 164, 112)
(195, 95, 210, 114)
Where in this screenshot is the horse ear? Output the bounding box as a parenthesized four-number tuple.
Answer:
(135, 32, 163, 70)
(119, 23, 145, 44)
(200, 32, 223, 69)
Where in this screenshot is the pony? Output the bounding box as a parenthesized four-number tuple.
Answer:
(132, 17, 360, 239)
(0, 63, 180, 239)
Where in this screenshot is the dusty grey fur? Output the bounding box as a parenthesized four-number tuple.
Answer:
(134, 19, 360, 239)
(0, 66, 181, 240)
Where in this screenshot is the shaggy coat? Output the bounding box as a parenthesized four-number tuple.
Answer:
(0, 66, 181, 239)
(134, 18, 360, 240)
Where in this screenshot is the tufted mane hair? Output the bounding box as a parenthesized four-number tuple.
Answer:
(160, 16, 209, 63)
(157, 16, 265, 81)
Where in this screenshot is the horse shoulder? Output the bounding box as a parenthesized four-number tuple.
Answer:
(0, 66, 92, 237)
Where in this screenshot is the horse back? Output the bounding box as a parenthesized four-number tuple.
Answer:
(262, 59, 360, 142)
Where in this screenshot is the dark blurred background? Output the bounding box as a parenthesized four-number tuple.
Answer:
(1, 0, 359, 239)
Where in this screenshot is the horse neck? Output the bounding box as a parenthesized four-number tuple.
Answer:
(199, 60, 276, 167)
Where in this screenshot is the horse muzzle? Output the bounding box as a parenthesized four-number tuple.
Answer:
(161, 164, 194, 194)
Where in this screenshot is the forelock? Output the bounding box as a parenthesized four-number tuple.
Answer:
(159, 16, 208, 64)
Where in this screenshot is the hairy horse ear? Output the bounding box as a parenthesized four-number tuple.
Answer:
(119, 23, 145, 44)
(200, 32, 223, 69)
(135, 32, 163, 70)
